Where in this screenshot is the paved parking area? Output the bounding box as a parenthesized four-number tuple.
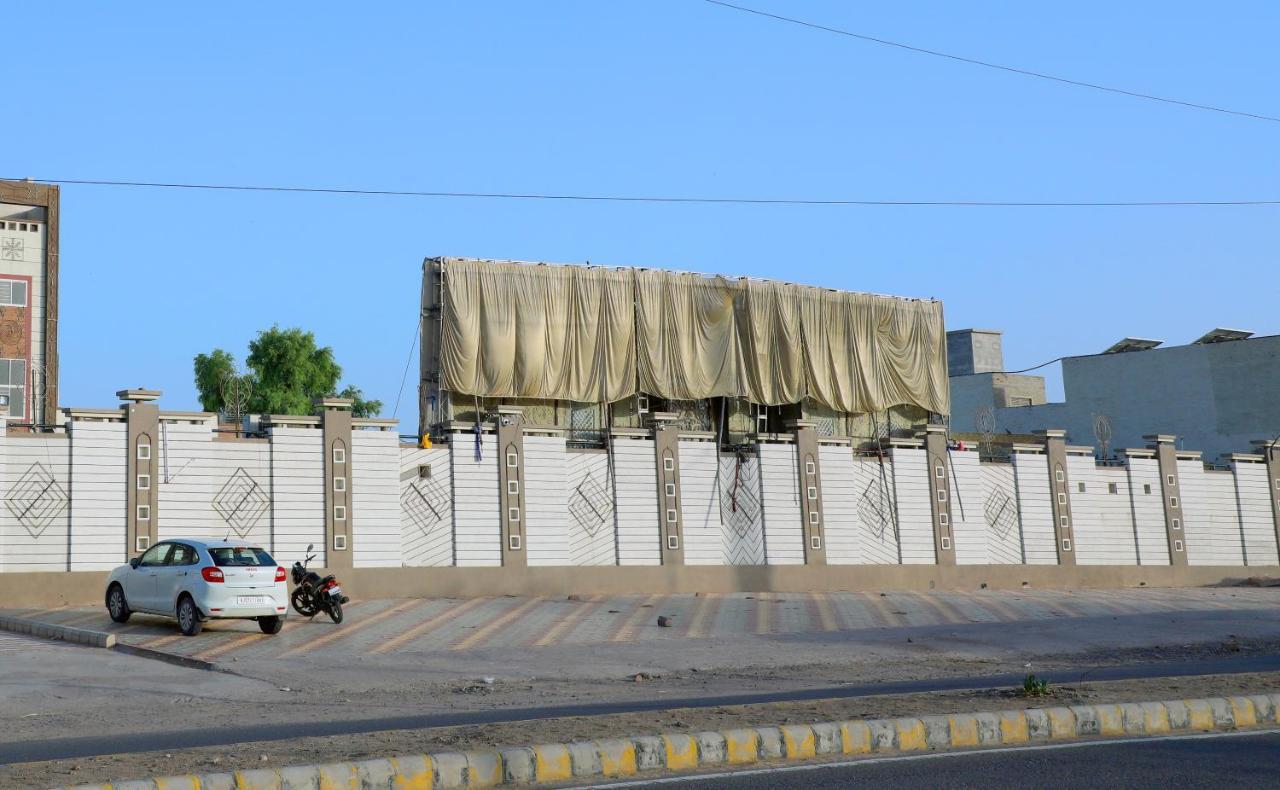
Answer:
(6, 587, 1276, 665)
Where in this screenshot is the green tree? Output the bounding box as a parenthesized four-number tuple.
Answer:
(193, 326, 383, 419)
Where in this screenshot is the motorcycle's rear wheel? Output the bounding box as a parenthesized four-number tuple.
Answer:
(327, 600, 344, 624)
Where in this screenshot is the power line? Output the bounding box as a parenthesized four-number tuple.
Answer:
(391, 314, 422, 420)
(6, 177, 1280, 208)
(703, 0, 1280, 124)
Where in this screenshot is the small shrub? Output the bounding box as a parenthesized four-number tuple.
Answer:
(1022, 674, 1051, 697)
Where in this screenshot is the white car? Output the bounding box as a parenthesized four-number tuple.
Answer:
(105, 538, 288, 636)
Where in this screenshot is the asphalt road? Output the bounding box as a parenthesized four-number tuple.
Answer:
(2, 652, 1279, 764)
(590, 731, 1280, 789)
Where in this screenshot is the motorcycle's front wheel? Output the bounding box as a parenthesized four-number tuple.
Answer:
(291, 588, 319, 617)
(327, 599, 344, 624)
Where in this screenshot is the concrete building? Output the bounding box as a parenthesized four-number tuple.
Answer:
(0, 180, 59, 425)
(948, 327, 1280, 462)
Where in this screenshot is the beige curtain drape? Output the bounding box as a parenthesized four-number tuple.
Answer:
(439, 259, 636, 403)
(437, 258, 948, 415)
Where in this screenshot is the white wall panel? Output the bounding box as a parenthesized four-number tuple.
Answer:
(68, 420, 127, 570)
(891, 449, 935, 565)
(1068, 457, 1137, 566)
(268, 427, 326, 567)
(351, 430, 402, 568)
(1126, 458, 1169, 565)
(1179, 460, 1244, 566)
(1013, 453, 1057, 565)
(1233, 461, 1279, 566)
(613, 438, 660, 566)
(679, 439, 723, 565)
(0, 435, 71, 571)
(399, 446, 454, 567)
(851, 456, 899, 564)
(980, 462, 1022, 564)
(819, 445, 860, 565)
(718, 451, 765, 565)
(565, 449, 616, 566)
(523, 435, 570, 566)
(759, 443, 804, 565)
(451, 433, 500, 566)
(947, 449, 985, 565)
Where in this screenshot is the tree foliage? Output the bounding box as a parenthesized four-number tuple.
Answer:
(193, 326, 383, 419)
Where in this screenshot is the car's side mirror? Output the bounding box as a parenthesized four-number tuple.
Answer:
(129, 557, 140, 569)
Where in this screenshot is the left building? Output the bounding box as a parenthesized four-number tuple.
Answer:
(0, 179, 59, 425)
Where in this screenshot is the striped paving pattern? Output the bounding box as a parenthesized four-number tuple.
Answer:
(4, 587, 1275, 663)
(0, 632, 77, 653)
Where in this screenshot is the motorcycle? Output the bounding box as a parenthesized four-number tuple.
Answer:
(290, 543, 349, 624)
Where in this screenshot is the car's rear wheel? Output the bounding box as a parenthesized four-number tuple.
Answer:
(106, 584, 130, 623)
(177, 595, 203, 636)
(257, 615, 284, 635)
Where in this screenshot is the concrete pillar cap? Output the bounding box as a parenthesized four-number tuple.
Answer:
(315, 397, 354, 410)
(117, 389, 161, 403)
(1032, 429, 1067, 439)
(1143, 434, 1177, 445)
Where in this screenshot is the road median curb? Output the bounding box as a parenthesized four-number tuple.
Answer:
(59, 692, 1280, 789)
(0, 614, 115, 648)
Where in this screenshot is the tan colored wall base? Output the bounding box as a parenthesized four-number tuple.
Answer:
(0, 571, 110, 609)
(4, 564, 1275, 608)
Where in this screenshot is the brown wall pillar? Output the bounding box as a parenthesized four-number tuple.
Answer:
(496, 406, 527, 566)
(920, 424, 956, 566)
(652, 413, 685, 565)
(120, 389, 161, 557)
(1253, 441, 1280, 556)
(1036, 430, 1076, 566)
(1144, 435, 1188, 566)
(320, 398, 354, 569)
(789, 421, 827, 565)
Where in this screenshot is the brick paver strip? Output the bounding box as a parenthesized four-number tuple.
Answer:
(369, 597, 490, 655)
(451, 597, 545, 651)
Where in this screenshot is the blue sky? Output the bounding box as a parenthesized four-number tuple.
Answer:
(7, 2, 1278, 429)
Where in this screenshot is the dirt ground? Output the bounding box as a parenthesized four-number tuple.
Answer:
(13, 670, 1280, 789)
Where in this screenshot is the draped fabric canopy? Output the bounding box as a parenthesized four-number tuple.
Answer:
(436, 258, 949, 414)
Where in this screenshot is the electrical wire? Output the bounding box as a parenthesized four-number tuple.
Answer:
(390, 314, 423, 420)
(703, 0, 1280, 124)
(5, 177, 1279, 208)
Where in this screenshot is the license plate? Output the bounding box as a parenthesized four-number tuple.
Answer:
(237, 596, 267, 606)
(328, 586, 342, 596)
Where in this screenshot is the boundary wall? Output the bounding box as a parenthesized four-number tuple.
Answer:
(2, 397, 1278, 604)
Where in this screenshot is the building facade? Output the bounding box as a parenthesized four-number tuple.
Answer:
(0, 180, 59, 425)
(949, 327, 1280, 462)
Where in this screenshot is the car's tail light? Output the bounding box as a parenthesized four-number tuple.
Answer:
(201, 567, 225, 583)
(275, 567, 287, 582)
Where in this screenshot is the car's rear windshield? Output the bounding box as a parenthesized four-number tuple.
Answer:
(208, 546, 276, 567)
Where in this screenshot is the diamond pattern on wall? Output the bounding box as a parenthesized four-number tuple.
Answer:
(402, 475, 450, 537)
(568, 471, 613, 539)
(858, 479, 894, 540)
(984, 489, 1019, 539)
(4, 462, 68, 538)
(212, 468, 270, 538)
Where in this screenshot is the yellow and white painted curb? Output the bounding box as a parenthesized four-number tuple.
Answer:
(62, 693, 1280, 789)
